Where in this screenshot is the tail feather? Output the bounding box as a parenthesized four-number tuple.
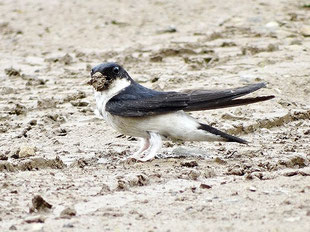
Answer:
(198, 123, 248, 144)
(189, 95, 274, 111)
(184, 82, 274, 111)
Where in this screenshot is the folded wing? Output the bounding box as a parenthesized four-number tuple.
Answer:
(106, 82, 274, 117)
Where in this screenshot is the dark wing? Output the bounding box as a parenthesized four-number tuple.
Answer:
(106, 82, 189, 117)
(106, 82, 274, 117)
(183, 82, 274, 111)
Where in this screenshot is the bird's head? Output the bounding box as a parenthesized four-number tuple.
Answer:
(88, 62, 131, 91)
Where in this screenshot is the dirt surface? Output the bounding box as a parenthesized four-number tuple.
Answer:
(1, 0, 310, 231)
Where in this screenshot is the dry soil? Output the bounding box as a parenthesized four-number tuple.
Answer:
(0, 0, 310, 231)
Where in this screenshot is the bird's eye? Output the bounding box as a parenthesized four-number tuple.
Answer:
(113, 67, 119, 74)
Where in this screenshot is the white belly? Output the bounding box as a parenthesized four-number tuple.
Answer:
(103, 110, 221, 142)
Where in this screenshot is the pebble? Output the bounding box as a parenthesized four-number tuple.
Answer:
(200, 183, 212, 189)
(214, 157, 227, 165)
(60, 207, 77, 218)
(0, 153, 8, 160)
(60, 53, 73, 65)
(30, 195, 52, 212)
(116, 179, 129, 191)
(265, 21, 279, 29)
(188, 170, 200, 180)
(30, 223, 44, 232)
(127, 174, 149, 187)
(288, 154, 308, 168)
(71, 100, 89, 107)
(180, 160, 198, 168)
(24, 215, 45, 223)
(300, 25, 310, 37)
(227, 166, 244, 176)
(4, 67, 21, 77)
(98, 183, 111, 195)
(290, 39, 302, 45)
(156, 25, 177, 34)
(9, 225, 17, 230)
(19, 145, 36, 158)
(28, 119, 37, 126)
(63, 223, 74, 228)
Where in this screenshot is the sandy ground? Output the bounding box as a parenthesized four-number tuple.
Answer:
(1, 0, 310, 231)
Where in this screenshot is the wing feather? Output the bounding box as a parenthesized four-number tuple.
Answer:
(106, 82, 274, 117)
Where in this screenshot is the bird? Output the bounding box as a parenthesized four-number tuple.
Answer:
(88, 62, 274, 162)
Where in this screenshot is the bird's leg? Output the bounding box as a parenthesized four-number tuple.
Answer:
(138, 132, 162, 162)
(127, 138, 150, 160)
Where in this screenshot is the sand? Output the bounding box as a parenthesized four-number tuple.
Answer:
(0, 0, 310, 231)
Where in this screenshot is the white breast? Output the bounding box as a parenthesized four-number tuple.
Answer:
(94, 78, 131, 123)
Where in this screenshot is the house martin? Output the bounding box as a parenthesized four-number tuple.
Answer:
(88, 62, 274, 162)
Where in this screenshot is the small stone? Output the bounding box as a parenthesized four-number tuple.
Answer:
(5, 67, 21, 77)
(156, 25, 177, 34)
(282, 170, 298, 177)
(28, 119, 37, 126)
(98, 183, 111, 195)
(290, 154, 308, 168)
(24, 216, 45, 223)
(267, 43, 278, 52)
(30, 195, 52, 212)
(265, 21, 279, 29)
(71, 100, 89, 107)
(60, 53, 73, 65)
(150, 55, 163, 62)
(0, 86, 15, 94)
(10, 103, 27, 115)
(227, 166, 244, 176)
(188, 170, 200, 180)
(128, 174, 149, 187)
(299, 167, 310, 176)
(19, 145, 36, 158)
(60, 207, 76, 218)
(300, 25, 310, 37)
(214, 157, 227, 164)
(30, 224, 44, 231)
(54, 128, 67, 136)
(180, 160, 198, 168)
(200, 183, 212, 189)
(63, 223, 74, 228)
(0, 153, 8, 160)
(290, 39, 302, 45)
(9, 225, 17, 230)
(248, 186, 257, 192)
(116, 179, 129, 191)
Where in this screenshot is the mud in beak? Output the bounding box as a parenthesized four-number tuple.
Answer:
(89, 72, 104, 83)
(88, 72, 108, 91)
